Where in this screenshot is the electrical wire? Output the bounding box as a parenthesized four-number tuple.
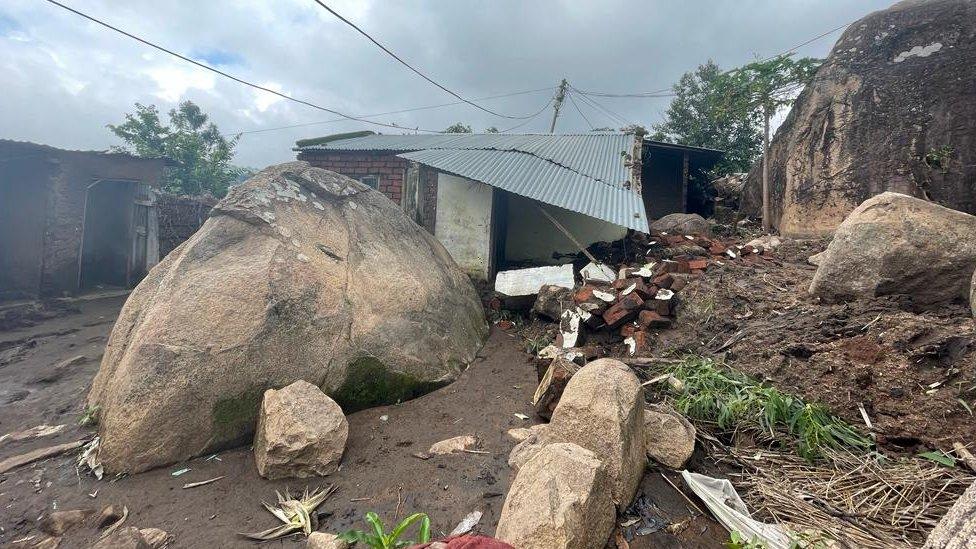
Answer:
(497, 97, 555, 133)
(42, 0, 448, 133)
(235, 86, 555, 136)
(310, 0, 547, 120)
(566, 89, 594, 130)
(572, 89, 634, 128)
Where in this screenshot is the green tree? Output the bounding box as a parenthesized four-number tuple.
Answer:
(443, 122, 472, 133)
(108, 101, 245, 197)
(484, 126, 499, 133)
(724, 54, 822, 230)
(651, 60, 761, 175)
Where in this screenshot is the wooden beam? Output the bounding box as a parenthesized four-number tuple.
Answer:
(534, 203, 601, 265)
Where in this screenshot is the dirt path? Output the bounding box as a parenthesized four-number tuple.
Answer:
(0, 296, 726, 548)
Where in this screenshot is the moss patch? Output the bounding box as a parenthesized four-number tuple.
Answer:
(331, 356, 443, 413)
(212, 388, 264, 444)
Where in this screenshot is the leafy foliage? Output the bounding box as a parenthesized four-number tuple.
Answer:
(652, 60, 761, 175)
(724, 54, 822, 120)
(662, 356, 872, 460)
(108, 101, 246, 197)
(338, 512, 431, 549)
(443, 122, 472, 133)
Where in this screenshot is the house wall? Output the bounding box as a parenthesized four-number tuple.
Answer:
(299, 150, 407, 206)
(503, 193, 627, 266)
(642, 150, 684, 218)
(156, 192, 216, 258)
(0, 141, 165, 300)
(434, 173, 493, 280)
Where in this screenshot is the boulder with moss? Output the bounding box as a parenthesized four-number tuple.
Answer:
(87, 162, 487, 473)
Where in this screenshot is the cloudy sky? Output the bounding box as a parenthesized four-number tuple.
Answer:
(1, 0, 893, 168)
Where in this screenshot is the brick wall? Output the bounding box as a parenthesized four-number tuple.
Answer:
(299, 150, 408, 205)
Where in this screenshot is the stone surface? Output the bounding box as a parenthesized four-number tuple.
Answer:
(971, 268, 976, 317)
(428, 435, 478, 456)
(253, 380, 348, 480)
(742, 0, 976, 237)
(531, 285, 573, 322)
(87, 163, 487, 473)
(495, 443, 614, 549)
(923, 479, 976, 549)
(138, 528, 170, 549)
(643, 404, 696, 469)
(548, 358, 645, 511)
(508, 424, 554, 471)
(649, 213, 711, 236)
(809, 192, 976, 307)
(91, 527, 150, 549)
(39, 509, 93, 536)
(307, 532, 350, 549)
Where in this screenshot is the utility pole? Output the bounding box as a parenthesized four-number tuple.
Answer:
(549, 79, 569, 133)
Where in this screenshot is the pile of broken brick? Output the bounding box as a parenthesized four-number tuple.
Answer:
(523, 231, 777, 358)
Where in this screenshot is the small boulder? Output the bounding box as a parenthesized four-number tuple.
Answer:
(253, 380, 348, 480)
(40, 509, 93, 536)
(650, 213, 711, 236)
(531, 285, 573, 322)
(427, 435, 478, 456)
(644, 404, 696, 469)
(308, 532, 350, 549)
(96, 505, 125, 529)
(810, 192, 976, 308)
(138, 528, 171, 549)
(496, 443, 614, 549)
(508, 424, 554, 471)
(548, 358, 645, 511)
(91, 527, 150, 549)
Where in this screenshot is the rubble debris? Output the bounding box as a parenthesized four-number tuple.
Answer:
(548, 359, 645, 512)
(253, 380, 348, 480)
(97, 505, 126, 529)
(449, 510, 484, 537)
(0, 424, 66, 446)
(643, 404, 696, 469)
(0, 439, 86, 474)
(810, 192, 976, 308)
(426, 435, 479, 456)
(86, 162, 487, 474)
(307, 531, 349, 549)
(138, 528, 171, 549)
(494, 264, 575, 297)
(580, 262, 615, 283)
(530, 285, 573, 321)
(39, 509, 94, 536)
(532, 357, 580, 420)
(681, 471, 793, 549)
(496, 443, 614, 549)
(91, 526, 150, 549)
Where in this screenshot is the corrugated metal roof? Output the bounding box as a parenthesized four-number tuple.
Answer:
(300, 133, 648, 231)
(398, 147, 648, 232)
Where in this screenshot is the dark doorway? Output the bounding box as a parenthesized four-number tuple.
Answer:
(0, 160, 49, 300)
(79, 180, 135, 290)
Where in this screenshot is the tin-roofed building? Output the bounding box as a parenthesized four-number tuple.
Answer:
(296, 132, 721, 280)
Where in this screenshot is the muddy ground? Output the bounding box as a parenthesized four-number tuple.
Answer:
(0, 295, 725, 548)
(654, 238, 976, 454)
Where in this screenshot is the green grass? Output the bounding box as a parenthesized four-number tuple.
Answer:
(660, 356, 872, 460)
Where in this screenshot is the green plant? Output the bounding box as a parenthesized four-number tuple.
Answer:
(924, 145, 955, 173)
(522, 333, 554, 355)
(662, 356, 872, 459)
(78, 404, 101, 427)
(727, 531, 767, 549)
(338, 512, 431, 549)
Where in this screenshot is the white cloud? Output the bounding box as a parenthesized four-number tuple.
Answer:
(143, 65, 217, 103)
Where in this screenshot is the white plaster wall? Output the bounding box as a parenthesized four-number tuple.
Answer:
(504, 193, 626, 264)
(434, 173, 493, 280)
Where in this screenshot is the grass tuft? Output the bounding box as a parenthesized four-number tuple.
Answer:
(660, 356, 872, 460)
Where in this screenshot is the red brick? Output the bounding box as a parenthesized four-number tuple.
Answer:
(652, 273, 673, 288)
(602, 292, 643, 327)
(687, 259, 709, 271)
(638, 310, 672, 329)
(620, 324, 638, 338)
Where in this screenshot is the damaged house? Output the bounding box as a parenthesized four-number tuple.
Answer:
(0, 140, 165, 301)
(296, 132, 721, 280)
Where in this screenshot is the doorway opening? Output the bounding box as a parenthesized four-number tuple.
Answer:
(79, 179, 137, 290)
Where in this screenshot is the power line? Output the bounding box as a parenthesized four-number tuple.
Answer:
(498, 97, 556, 133)
(310, 0, 544, 120)
(566, 90, 594, 130)
(42, 0, 447, 133)
(235, 87, 555, 137)
(572, 89, 633, 128)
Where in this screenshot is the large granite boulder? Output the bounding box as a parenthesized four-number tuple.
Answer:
(253, 380, 348, 480)
(741, 0, 976, 237)
(809, 192, 976, 307)
(548, 358, 645, 511)
(495, 443, 614, 549)
(88, 162, 487, 473)
(650, 213, 711, 235)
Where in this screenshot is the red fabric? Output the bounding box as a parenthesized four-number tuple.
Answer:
(407, 534, 515, 549)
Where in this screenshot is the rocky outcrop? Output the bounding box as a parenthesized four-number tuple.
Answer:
(971, 268, 976, 317)
(650, 213, 711, 235)
(88, 162, 487, 473)
(809, 192, 976, 307)
(644, 404, 696, 469)
(742, 0, 976, 237)
(923, 480, 976, 549)
(548, 358, 646, 511)
(253, 381, 348, 480)
(495, 443, 614, 549)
